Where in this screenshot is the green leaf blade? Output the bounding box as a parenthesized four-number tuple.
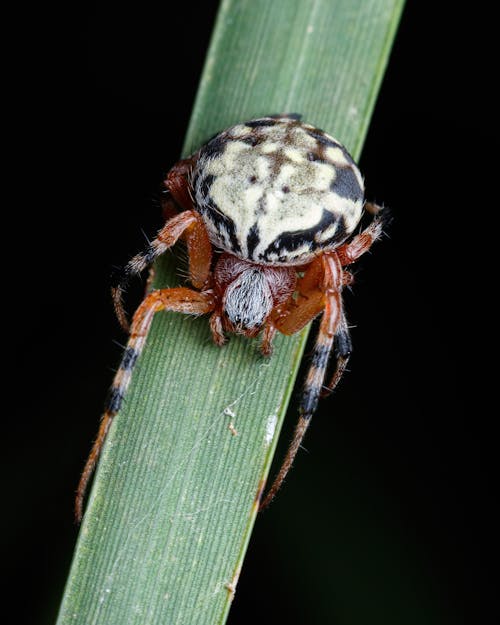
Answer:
(57, 1, 405, 623)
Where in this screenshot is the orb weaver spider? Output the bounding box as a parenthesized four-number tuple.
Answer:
(76, 114, 385, 521)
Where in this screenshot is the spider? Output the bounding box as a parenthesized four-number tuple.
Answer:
(75, 114, 385, 522)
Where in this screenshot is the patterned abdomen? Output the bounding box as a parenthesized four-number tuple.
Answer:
(191, 115, 365, 265)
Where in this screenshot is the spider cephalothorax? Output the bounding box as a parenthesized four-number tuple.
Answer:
(213, 254, 297, 339)
(76, 114, 385, 521)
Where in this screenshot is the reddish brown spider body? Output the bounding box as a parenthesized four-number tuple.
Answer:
(76, 115, 384, 521)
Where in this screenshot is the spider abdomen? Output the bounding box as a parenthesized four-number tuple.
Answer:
(191, 115, 364, 266)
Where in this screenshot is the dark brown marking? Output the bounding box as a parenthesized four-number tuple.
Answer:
(245, 118, 278, 128)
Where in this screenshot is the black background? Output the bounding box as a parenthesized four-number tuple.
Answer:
(3, 1, 487, 624)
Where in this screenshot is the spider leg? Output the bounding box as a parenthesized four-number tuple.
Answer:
(260, 321, 278, 356)
(317, 205, 385, 391)
(336, 204, 384, 266)
(273, 256, 325, 336)
(163, 156, 197, 214)
(75, 287, 215, 522)
(320, 309, 352, 399)
(112, 210, 212, 332)
(260, 254, 344, 510)
(209, 311, 226, 346)
(261, 257, 324, 355)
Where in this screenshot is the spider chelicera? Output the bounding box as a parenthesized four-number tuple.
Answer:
(75, 114, 385, 521)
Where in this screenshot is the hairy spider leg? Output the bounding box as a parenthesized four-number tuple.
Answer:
(260, 322, 278, 356)
(273, 260, 325, 336)
(75, 287, 215, 522)
(147, 157, 198, 289)
(209, 311, 226, 347)
(260, 210, 385, 509)
(112, 210, 212, 332)
(161, 156, 197, 218)
(336, 204, 384, 266)
(320, 309, 352, 399)
(260, 254, 344, 510)
(319, 211, 385, 396)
